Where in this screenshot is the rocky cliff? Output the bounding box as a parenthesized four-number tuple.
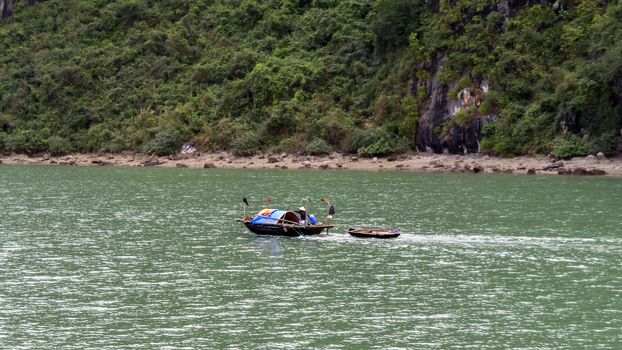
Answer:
(414, 56, 497, 154)
(411, 0, 560, 153)
(1, 0, 35, 19)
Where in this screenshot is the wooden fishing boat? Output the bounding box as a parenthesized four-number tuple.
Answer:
(347, 227, 400, 239)
(238, 208, 334, 237)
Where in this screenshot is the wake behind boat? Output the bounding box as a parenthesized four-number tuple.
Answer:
(238, 208, 334, 237)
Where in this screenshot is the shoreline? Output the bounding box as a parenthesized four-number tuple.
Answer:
(2, 152, 622, 177)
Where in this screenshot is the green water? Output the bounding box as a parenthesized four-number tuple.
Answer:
(1, 165, 621, 349)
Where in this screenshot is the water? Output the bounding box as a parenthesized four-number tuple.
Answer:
(1, 165, 621, 349)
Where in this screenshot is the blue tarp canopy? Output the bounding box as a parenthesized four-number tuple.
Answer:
(251, 209, 299, 225)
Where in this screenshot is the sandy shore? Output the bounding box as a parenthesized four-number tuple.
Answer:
(2, 152, 622, 177)
(0, 152, 622, 177)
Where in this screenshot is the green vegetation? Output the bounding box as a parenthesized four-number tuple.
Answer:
(0, 0, 621, 157)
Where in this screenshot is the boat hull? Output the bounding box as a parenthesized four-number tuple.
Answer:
(347, 228, 400, 239)
(241, 221, 333, 236)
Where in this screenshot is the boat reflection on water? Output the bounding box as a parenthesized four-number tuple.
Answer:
(251, 235, 285, 258)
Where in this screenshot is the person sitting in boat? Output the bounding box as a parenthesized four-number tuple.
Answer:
(308, 214, 318, 225)
(296, 207, 308, 226)
(295, 207, 319, 226)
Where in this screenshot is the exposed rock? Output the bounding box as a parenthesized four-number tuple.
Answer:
(415, 56, 496, 154)
(596, 152, 607, 161)
(571, 167, 587, 175)
(542, 161, 564, 171)
(557, 168, 570, 175)
(350, 156, 358, 162)
(268, 157, 279, 163)
(227, 159, 233, 164)
(203, 162, 216, 169)
(143, 159, 165, 166)
(280, 153, 288, 158)
(281, 165, 288, 169)
(302, 161, 312, 168)
(336, 163, 343, 168)
(585, 155, 597, 162)
(472, 165, 483, 173)
(319, 164, 330, 169)
(91, 159, 111, 166)
(175, 163, 188, 168)
(589, 168, 607, 176)
(372, 157, 378, 163)
(180, 143, 197, 155)
(395, 164, 404, 169)
(387, 155, 398, 162)
(526, 168, 536, 175)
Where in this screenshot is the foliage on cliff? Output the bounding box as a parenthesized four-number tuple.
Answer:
(0, 0, 620, 157)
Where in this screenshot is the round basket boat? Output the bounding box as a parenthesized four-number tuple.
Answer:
(347, 227, 400, 239)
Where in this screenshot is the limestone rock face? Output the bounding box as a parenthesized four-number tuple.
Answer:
(414, 56, 496, 154)
(1, 0, 36, 19)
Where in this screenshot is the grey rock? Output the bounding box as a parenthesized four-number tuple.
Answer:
(526, 168, 536, 175)
(268, 157, 279, 163)
(596, 152, 607, 160)
(92, 159, 112, 166)
(176, 163, 188, 168)
(588, 168, 607, 176)
(143, 159, 165, 166)
(571, 167, 587, 175)
(319, 164, 330, 169)
(542, 161, 564, 170)
(203, 162, 216, 169)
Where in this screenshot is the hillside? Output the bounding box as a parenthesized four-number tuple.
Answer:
(0, 0, 621, 157)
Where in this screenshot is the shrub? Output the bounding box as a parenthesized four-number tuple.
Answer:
(5, 129, 47, 155)
(47, 135, 73, 156)
(345, 128, 376, 154)
(357, 138, 392, 157)
(231, 131, 260, 156)
(306, 138, 331, 155)
(550, 134, 592, 159)
(492, 136, 517, 158)
(141, 129, 184, 156)
(589, 130, 619, 155)
(0, 132, 6, 152)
